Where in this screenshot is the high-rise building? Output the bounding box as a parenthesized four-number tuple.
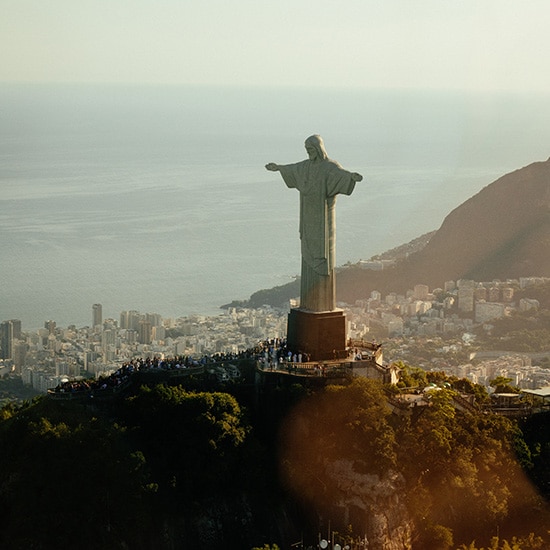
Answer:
(102, 329, 116, 349)
(146, 312, 162, 327)
(92, 304, 103, 328)
(488, 287, 500, 302)
(413, 284, 429, 301)
(0, 321, 13, 360)
(10, 319, 21, 340)
(474, 286, 487, 302)
(139, 320, 152, 345)
(475, 302, 506, 323)
(13, 341, 27, 373)
(119, 311, 130, 329)
(152, 325, 166, 341)
(120, 310, 142, 330)
(44, 320, 56, 334)
(501, 287, 514, 302)
(1, 319, 22, 360)
(444, 280, 456, 292)
(457, 279, 475, 313)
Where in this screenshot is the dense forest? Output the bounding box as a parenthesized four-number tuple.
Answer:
(0, 364, 549, 549)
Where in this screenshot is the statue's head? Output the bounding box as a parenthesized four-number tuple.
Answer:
(305, 135, 328, 161)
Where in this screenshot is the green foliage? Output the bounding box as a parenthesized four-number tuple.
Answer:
(519, 411, 550, 500)
(511, 424, 534, 470)
(489, 376, 519, 394)
(458, 533, 546, 549)
(0, 401, 18, 421)
(452, 378, 490, 403)
(279, 379, 398, 518)
(0, 376, 41, 406)
(275, 371, 549, 546)
(0, 372, 548, 549)
(246, 279, 300, 309)
(418, 523, 454, 550)
(394, 387, 544, 545)
(517, 281, 550, 308)
(124, 384, 250, 496)
(502, 328, 550, 352)
(0, 383, 256, 549)
(475, 307, 550, 352)
(396, 362, 428, 389)
(323, 377, 398, 470)
(0, 410, 153, 548)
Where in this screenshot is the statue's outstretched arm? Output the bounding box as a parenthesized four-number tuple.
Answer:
(265, 163, 280, 172)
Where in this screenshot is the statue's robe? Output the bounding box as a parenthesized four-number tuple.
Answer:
(279, 158, 357, 312)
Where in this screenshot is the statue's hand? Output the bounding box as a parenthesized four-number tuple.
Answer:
(265, 163, 279, 172)
(351, 172, 363, 182)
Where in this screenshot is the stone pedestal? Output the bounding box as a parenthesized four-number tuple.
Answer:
(287, 308, 347, 361)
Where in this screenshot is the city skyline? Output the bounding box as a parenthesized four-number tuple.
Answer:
(3, 274, 550, 396)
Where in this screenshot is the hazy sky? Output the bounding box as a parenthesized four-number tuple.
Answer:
(2, 0, 550, 91)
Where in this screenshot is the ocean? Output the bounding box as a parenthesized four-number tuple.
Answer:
(2, 83, 550, 330)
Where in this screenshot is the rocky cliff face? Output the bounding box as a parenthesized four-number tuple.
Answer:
(278, 382, 414, 550)
(338, 158, 550, 300)
(325, 460, 413, 549)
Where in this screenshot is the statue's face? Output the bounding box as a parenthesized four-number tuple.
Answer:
(305, 145, 318, 160)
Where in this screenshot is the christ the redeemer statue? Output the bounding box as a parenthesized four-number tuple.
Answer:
(266, 135, 363, 313)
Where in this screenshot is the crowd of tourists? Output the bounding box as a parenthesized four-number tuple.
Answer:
(255, 337, 311, 370)
(49, 337, 367, 397)
(49, 345, 270, 396)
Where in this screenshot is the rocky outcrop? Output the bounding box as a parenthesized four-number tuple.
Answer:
(325, 460, 413, 550)
(278, 381, 415, 550)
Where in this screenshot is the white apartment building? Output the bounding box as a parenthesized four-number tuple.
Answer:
(475, 302, 506, 323)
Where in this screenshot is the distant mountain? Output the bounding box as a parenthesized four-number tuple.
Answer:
(337, 157, 550, 301)
(233, 158, 550, 309)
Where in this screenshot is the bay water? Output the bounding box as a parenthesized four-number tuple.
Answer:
(1, 83, 549, 329)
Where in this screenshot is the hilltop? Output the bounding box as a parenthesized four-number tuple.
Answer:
(1, 367, 550, 549)
(235, 158, 550, 308)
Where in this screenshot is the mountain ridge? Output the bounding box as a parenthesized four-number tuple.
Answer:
(337, 157, 550, 302)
